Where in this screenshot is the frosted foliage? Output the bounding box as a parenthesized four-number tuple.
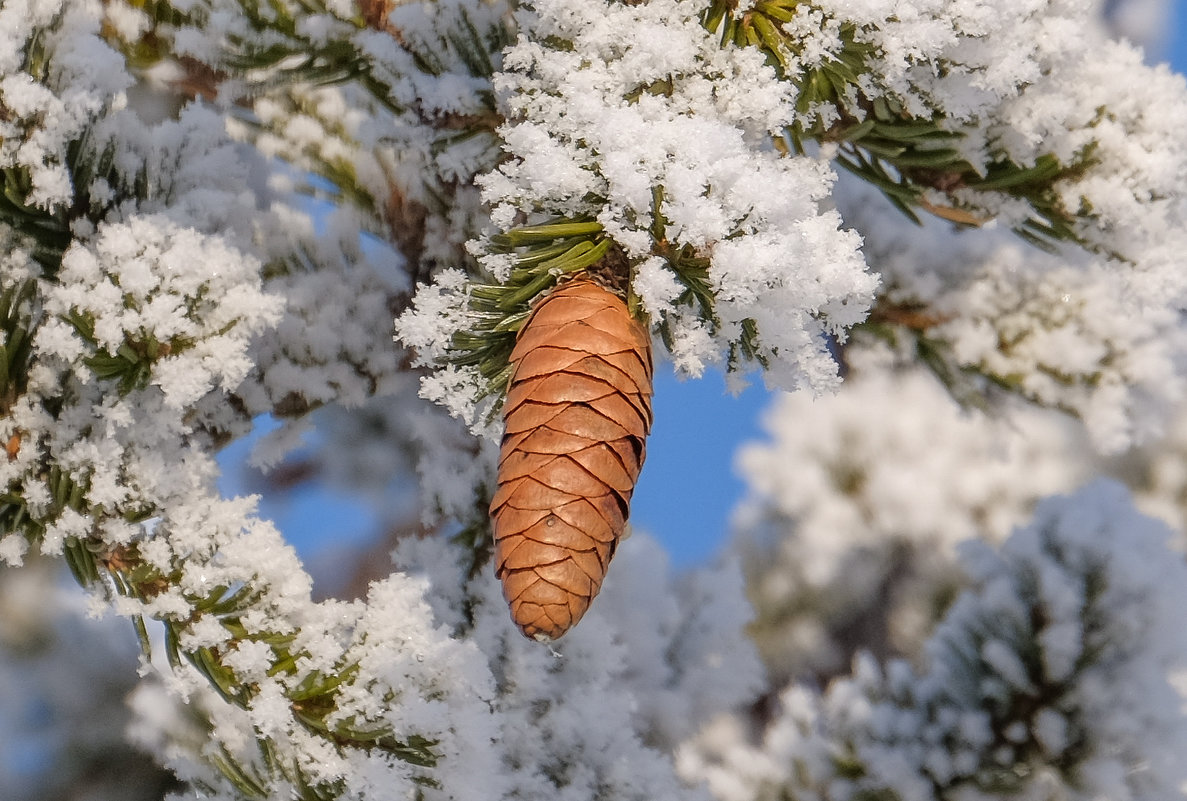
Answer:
(88, 103, 266, 239)
(796, 0, 1187, 310)
(126, 677, 225, 794)
(838, 171, 1187, 451)
(984, 41, 1187, 307)
(177, 0, 510, 270)
(809, 3, 1187, 452)
(809, 0, 1187, 235)
(0, 560, 175, 801)
(733, 360, 1089, 680)
(7, 0, 1187, 799)
(803, 0, 1058, 120)
(243, 212, 406, 423)
(403, 399, 499, 523)
(394, 269, 503, 438)
(1107, 405, 1187, 540)
(113, 499, 508, 801)
(685, 482, 1187, 801)
(124, 532, 764, 801)
(0, 202, 277, 562)
(358, 0, 511, 201)
(1083, 396, 1187, 552)
(402, 0, 1187, 450)
(43, 215, 277, 408)
(393, 533, 764, 801)
(677, 685, 833, 801)
(852, 481, 1187, 801)
(0, 212, 278, 552)
(930, 256, 1184, 451)
(772, 0, 1181, 183)
(473, 0, 875, 388)
(0, 0, 130, 209)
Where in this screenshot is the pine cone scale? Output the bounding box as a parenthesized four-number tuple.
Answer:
(534, 560, 596, 594)
(491, 477, 579, 511)
(491, 278, 653, 641)
(586, 395, 650, 437)
(565, 445, 636, 492)
(605, 437, 646, 473)
(542, 405, 632, 440)
(512, 347, 606, 379)
(500, 427, 599, 455)
(513, 322, 642, 358)
(497, 450, 557, 479)
(510, 520, 611, 561)
(503, 403, 568, 433)
(493, 507, 607, 550)
(499, 536, 606, 573)
(504, 372, 618, 406)
(552, 499, 618, 542)
(564, 355, 651, 394)
(525, 456, 611, 496)
(514, 351, 651, 396)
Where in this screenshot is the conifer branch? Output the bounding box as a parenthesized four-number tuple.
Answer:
(700, 0, 1099, 251)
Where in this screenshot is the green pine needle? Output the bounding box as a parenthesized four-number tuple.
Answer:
(699, 0, 1099, 252)
(450, 218, 613, 399)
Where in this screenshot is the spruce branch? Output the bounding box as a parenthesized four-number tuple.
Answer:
(2, 459, 445, 796)
(0, 128, 129, 277)
(441, 191, 773, 411)
(844, 242, 1166, 451)
(441, 206, 759, 407)
(182, 0, 507, 279)
(0, 9, 447, 785)
(840, 483, 1187, 799)
(700, 0, 1098, 251)
(127, 549, 440, 793)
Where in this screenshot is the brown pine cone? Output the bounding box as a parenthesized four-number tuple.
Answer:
(489, 277, 653, 641)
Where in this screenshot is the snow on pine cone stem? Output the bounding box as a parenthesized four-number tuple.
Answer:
(490, 276, 654, 641)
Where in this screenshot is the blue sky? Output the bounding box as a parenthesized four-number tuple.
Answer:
(222, 9, 1187, 573)
(627, 367, 768, 564)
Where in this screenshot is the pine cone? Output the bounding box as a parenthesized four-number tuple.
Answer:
(489, 277, 653, 641)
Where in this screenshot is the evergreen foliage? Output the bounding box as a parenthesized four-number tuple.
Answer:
(1, 0, 1186, 800)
